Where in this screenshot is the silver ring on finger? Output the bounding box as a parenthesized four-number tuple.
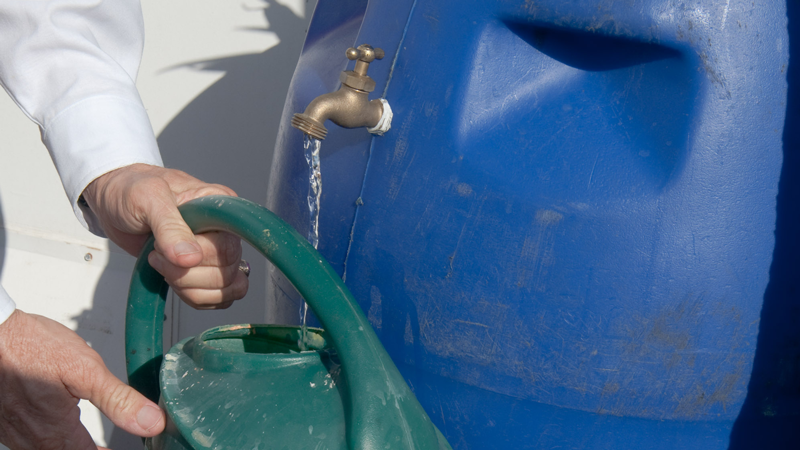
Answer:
(238, 259, 250, 278)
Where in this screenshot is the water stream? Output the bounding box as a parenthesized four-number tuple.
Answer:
(301, 134, 322, 350)
(305, 135, 322, 250)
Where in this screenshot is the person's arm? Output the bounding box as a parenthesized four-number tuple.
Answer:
(0, 1, 245, 447)
(0, 0, 247, 306)
(0, 0, 162, 231)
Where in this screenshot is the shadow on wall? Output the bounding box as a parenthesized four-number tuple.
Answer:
(728, 1, 800, 448)
(67, 1, 317, 447)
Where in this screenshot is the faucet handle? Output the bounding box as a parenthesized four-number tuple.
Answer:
(340, 44, 385, 92)
(346, 44, 385, 63)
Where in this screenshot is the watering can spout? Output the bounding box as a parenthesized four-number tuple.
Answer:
(292, 44, 392, 140)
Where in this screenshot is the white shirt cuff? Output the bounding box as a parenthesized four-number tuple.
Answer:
(0, 285, 17, 326)
(41, 95, 164, 236)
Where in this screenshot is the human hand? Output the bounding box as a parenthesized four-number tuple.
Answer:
(0, 309, 165, 449)
(82, 164, 248, 309)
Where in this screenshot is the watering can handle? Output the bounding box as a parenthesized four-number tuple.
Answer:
(125, 196, 443, 450)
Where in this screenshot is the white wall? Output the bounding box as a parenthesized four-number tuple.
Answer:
(0, 0, 315, 447)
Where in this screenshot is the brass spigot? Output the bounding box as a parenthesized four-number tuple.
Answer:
(292, 44, 392, 140)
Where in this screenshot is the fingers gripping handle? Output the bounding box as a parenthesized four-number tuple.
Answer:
(124, 196, 443, 450)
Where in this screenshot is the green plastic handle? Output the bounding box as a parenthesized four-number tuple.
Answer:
(125, 196, 441, 450)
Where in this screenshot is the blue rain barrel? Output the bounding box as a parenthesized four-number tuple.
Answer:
(267, 1, 798, 448)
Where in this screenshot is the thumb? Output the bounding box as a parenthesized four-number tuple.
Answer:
(145, 195, 203, 268)
(86, 370, 166, 437)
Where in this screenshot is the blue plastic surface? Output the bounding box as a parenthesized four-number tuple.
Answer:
(268, 1, 797, 448)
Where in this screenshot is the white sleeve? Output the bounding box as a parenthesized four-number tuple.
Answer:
(0, 285, 16, 326)
(0, 0, 163, 235)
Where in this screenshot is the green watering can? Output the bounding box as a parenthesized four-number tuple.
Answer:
(125, 196, 452, 450)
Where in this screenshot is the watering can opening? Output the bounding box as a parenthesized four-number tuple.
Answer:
(184, 324, 336, 376)
(197, 324, 330, 356)
(175, 324, 337, 373)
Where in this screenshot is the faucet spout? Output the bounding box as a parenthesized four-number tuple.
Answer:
(292, 44, 392, 140)
(292, 87, 385, 140)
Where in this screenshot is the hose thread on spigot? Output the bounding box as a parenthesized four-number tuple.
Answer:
(292, 113, 328, 140)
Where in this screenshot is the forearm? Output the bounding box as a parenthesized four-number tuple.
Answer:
(0, 0, 163, 234)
